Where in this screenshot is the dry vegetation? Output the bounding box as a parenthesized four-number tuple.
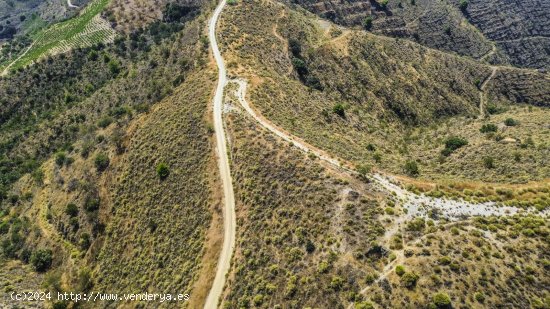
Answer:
(1, 3, 220, 307)
(222, 94, 387, 307)
(219, 0, 549, 196)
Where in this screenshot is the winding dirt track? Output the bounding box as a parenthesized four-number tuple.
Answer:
(204, 0, 236, 308)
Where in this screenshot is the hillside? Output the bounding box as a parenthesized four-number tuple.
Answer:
(217, 0, 549, 187)
(0, 0, 548, 308)
(283, 0, 550, 70)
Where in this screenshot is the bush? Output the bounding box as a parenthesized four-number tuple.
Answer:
(432, 292, 451, 308)
(30, 249, 53, 272)
(84, 197, 100, 212)
(291, 57, 308, 76)
(94, 153, 110, 171)
(355, 302, 374, 309)
(442, 136, 468, 156)
(97, 117, 113, 128)
(395, 265, 405, 276)
(356, 164, 371, 176)
(406, 218, 425, 232)
(55, 152, 67, 166)
(504, 118, 518, 126)
(483, 156, 495, 169)
(65, 203, 79, 217)
(480, 123, 497, 133)
(404, 160, 419, 177)
(474, 291, 485, 303)
(459, 0, 468, 10)
(363, 17, 373, 30)
(400, 272, 419, 288)
(330, 276, 345, 290)
(156, 163, 170, 179)
(333, 104, 346, 118)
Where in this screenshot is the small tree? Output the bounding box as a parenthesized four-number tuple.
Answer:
(65, 203, 79, 217)
(363, 17, 373, 30)
(404, 160, 419, 177)
(55, 152, 67, 166)
(94, 153, 110, 171)
(483, 156, 494, 169)
(30, 249, 53, 272)
(400, 272, 419, 288)
(156, 163, 170, 180)
(442, 136, 468, 156)
(459, 0, 468, 11)
(333, 104, 346, 118)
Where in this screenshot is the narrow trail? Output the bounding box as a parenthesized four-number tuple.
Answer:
(204, 0, 236, 308)
(479, 67, 498, 118)
(67, 0, 78, 8)
(1, 39, 38, 76)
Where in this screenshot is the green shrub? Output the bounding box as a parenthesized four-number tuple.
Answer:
(406, 218, 425, 232)
(356, 164, 371, 176)
(363, 17, 373, 30)
(55, 152, 67, 166)
(156, 163, 170, 179)
(84, 197, 100, 212)
(459, 0, 468, 10)
(432, 292, 451, 308)
(395, 265, 405, 276)
(504, 118, 518, 126)
(94, 153, 110, 171)
(355, 302, 374, 309)
(65, 203, 79, 217)
(30, 249, 53, 272)
(442, 136, 468, 156)
(97, 117, 113, 128)
(400, 272, 419, 288)
(404, 160, 419, 177)
(474, 291, 485, 303)
(480, 123, 497, 133)
(483, 156, 495, 169)
(333, 104, 346, 118)
(330, 276, 345, 290)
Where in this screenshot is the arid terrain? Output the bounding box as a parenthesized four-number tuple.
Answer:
(0, 0, 548, 308)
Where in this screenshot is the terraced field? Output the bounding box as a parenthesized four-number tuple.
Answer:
(1, 0, 116, 74)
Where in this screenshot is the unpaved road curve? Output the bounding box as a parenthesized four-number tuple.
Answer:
(204, 0, 236, 308)
(232, 79, 546, 220)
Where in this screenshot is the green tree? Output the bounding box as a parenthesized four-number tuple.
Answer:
(156, 163, 170, 179)
(363, 17, 373, 30)
(442, 136, 468, 156)
(65, 203, 79, 217)
(400, 272, 419, 288)
(404, 160, 419, 177)
(483, 156, 494, 169)
(333, 104, 346, 118)
(94, 153, 110, 171)
(480, 123, 497, 133)
(30, 249, 53, 272)
(459, 0, 468, 11)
